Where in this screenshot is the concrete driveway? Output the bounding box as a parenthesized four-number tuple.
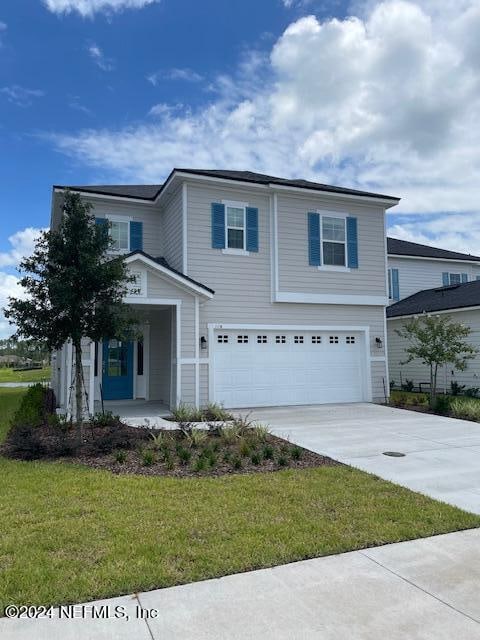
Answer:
(247, 403, 480, 514)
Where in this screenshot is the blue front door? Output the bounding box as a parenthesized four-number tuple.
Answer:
(102, 339, 134, 400)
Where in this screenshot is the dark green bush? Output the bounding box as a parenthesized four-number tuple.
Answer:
(5, 423, 46, 460)
(11, 384, 49, 428)
(434, 395, 451, 415)
(450, 381, 466, 396)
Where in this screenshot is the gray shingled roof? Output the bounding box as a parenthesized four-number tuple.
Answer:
(55, 168, 399, 202)
(387, 281, 480, 318)
(387, 237, 480, 262)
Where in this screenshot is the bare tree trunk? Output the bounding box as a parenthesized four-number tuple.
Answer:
(429, 364, 435, 408)
(74, 340, 84, 441)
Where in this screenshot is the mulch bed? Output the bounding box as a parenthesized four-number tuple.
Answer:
(1, 419, 339, 478)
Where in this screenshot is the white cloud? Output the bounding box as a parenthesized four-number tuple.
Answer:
(147, 68, 203, 86)
(1, 85, 45, 107)
(51, 0, 480, 224)
(88, 43, 114, 71)
(388, 213, 480, 257)
(0, 228, 45, 269)
(43, 0, 158, 17)
(0, 228, 44, 340)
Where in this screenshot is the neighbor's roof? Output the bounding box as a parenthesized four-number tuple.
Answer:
(54, 168, 400, 202)
(387, 237, 480, 262)
(387, 280, 480, 318)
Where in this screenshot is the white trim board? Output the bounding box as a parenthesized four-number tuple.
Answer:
(275, 291, 387, 306)
(388, 254, 480, 265)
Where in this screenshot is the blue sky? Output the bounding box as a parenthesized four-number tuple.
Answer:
(1, 0, 480, 337)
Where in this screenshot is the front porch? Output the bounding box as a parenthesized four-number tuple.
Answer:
(99, 399, 172, 427)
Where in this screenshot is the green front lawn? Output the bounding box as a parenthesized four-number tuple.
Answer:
(1, 388, 479, 611)
(0, 366, 51, 384)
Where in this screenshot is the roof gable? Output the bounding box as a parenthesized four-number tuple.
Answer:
(387, 237, 480, 262)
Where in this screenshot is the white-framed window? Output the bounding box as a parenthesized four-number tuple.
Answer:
(322, 216, 346, 267)
(311, 336, 322, 344)
(294, 335, 304, 344)
(106, 215, 130, 253)
(237, 335, 248, 343)
(217, 335, 229, 343)
(346, 336, 356, 344)
(275, 335, 286, 344)
(329, 336, 339, 344)
(449, 273, 461, 285)
(226, 205, 246, 250)
(257, 335, 267, 343)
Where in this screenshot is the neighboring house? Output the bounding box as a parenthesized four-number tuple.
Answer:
(387, 239, 480, 392)
(50, 168, 399, 415)
(387, 237, 480, 303)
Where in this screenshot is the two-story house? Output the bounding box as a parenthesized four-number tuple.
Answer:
(50, 168, 399, 415)
(386, 237, 480, 391)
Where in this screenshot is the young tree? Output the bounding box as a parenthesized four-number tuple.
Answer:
(396, 314, 478, 407)
(5, 191, 136, 435)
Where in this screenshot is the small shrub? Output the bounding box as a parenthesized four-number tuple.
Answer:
(150, 432, 167, 451)
(401, 379, 414, 392)
(434, 395, 451, 415)
(250, 451, 261, 465)
(177, 447, 192, 465)
(232, 414, 254, 434)
(277, 455, 288, 467)
(450, 398, 480, 421)
(114, 449, 127, 464)
(91, 411, 119, 428)
(291, 446, 302, 460)
(193, 456, 207, 472)
(389, 379, 396, 390)
(203, 402, 233, 422)
(141, 449, 155, 466)
(450, 381, 466, 396)
(205, 451, 217, 468)
(262, 444, 274, 460)
(231, 456, 242, 470)
(165, 456, 175, 471)
(5, 423, 45, 460)
(47, 413, 72, 434)
(171, 403, 203, 423)
(238, 439, 251, 457)
(11, 383, 47, 428)
(185, 428, 208, 448)
(219, 425, 241, 445)
(223, 450, 231, 463)
(465, 387, 480, 398)
(390, 392, 408, 407)
(249, 424, 270, 444)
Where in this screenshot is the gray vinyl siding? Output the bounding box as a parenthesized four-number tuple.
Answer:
(388, 311, 480, 392)
(86, 196, 163, 256)
(162, 185, 183, 271)
(181, 365, 195, 406)
(186, 181, 387, 402)
(277, 193, 386, 296)
(388, 257, 480, 302)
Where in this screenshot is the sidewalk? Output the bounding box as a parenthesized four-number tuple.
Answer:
(2, 529, 480, 639)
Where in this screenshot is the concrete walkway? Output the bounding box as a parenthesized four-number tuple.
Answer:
(2, 529, 479, 639)
(248, 403, 480, 515)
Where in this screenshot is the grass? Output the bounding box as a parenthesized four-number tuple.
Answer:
(0, 366, 51, 384)
(1, 388, 479, 610)
(0, 388, 27, 441)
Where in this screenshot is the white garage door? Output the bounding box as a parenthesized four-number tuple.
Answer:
(213, 329, 367, 408)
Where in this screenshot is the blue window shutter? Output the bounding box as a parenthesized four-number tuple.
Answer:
(95, 217, 109, 240)
(442, 272, 450, 286)
(130, 221, 143, 251)
(476, 276, 480, 281)
(308, 212, 321, 266)
(346, 217, 358, 268)
(211, 203, 225, 249)
(246, 207, 259, 252)
(461, 273, 468, 283)
(392, 268, 400, 301)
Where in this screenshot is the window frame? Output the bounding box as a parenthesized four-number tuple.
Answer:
(222, 200, 250, 255)
(105, 214, 131, 254)
(449, 273, 461, 285)
(317, 211, 350, 271)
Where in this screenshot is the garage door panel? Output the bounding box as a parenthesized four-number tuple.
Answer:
(214, 329, 366, 408)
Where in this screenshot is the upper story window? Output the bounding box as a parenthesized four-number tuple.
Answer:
(322, 216, 346, 266)
(110, 220, 129, 252)
(226, 206, 245, 250)
(443, 272, 468, 286)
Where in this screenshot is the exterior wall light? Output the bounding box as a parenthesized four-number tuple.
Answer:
(375, 337, 383, 349)
(200, 336, 207, 350)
